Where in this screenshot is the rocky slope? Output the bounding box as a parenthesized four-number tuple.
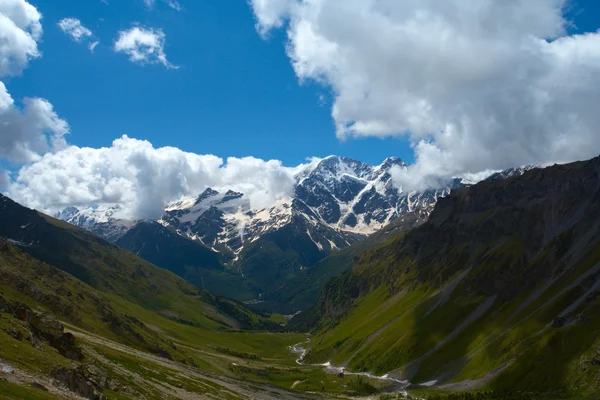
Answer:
(291, 156, 600, 398)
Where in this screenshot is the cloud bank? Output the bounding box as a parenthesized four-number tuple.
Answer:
(250, 0, 600, 189)
(7, 136, 313, 219)
(0, 0, 307, 221)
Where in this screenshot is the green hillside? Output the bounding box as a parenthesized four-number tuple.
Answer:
(262, 210, 429, 314)
(0, 194, 399, 399)
(116, 220, 251, 301)
(0, 194, 272, 331)
(0, 236, 315, 399)
(293, 157, 600, 399)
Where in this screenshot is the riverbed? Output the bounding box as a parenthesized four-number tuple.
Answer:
(288, 340, 410, 395)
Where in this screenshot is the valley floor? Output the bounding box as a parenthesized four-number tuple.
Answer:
(0, 314, 406, 399)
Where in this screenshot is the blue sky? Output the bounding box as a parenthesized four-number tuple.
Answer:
(4, 0, 417, 166)
(5, 0, 600, 167)
(3, 0, 600, 215)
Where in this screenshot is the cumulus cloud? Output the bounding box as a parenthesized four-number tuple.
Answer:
(114, 26, 176, 68)
(0, 1, 68, 165)
(251, 0, 294, 35)
(58, 18, 97, 51)
(250, 0, 600, 190)
(0, 0, 42, 76)
(0, 81, 69, 163)
(6, 136, 312, 219)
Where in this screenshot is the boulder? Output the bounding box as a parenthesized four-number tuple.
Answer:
(30, 312, 84, 361)
(53, 367, 107, 400)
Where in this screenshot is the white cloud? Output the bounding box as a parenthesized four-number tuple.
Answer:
(0, 1, 69, 189)
(0, 81, 69, 164)
(163, 0, 181, 11)
(250, 0, 600, 189)
(58, 18, 97, 52)
(114, 26, 176, 68)
(0, 0, 42, 76)
(6, 136, 313, 219)
(251, 0, 293, 35)
(143, 0, 182, 12)
(58, 18, 92, 42)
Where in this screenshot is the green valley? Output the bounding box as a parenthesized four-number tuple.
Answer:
(3, 157, 600, 400)
(0, 194, 402, 399)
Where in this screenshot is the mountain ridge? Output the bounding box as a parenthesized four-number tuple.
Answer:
(289, 155, 600, 397)
(55, 157, 532, 307)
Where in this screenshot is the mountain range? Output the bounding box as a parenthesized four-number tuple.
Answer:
(58, 156, 466, 244)
(56, 156, 530, 311)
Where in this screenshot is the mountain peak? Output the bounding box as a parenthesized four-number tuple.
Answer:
(56, 206, 80, 220)
(220, 190, 244, 204)
(319, 155, 364, 166)
(195, 188, 220, 205)
(223, 189, 243, 197)
(312, 155, 373, 181)
(380, 157, 406, 170)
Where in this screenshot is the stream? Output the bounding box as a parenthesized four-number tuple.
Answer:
(288, 339, 410, 395)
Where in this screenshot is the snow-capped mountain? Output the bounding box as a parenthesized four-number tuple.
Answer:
(55, 156, 536, 305)
(58, 157, 537, 257)
(294, 155, 467, 234)
(485, 165, 537, 181)
(57, 156, 474, 249)
(152, 156, 468, 255)
(56, 205, 135, 243)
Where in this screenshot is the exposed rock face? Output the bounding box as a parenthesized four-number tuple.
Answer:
(53, 366, 107, 400)
(30, 312, 84, 361)
(0, 294, 84, 361)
